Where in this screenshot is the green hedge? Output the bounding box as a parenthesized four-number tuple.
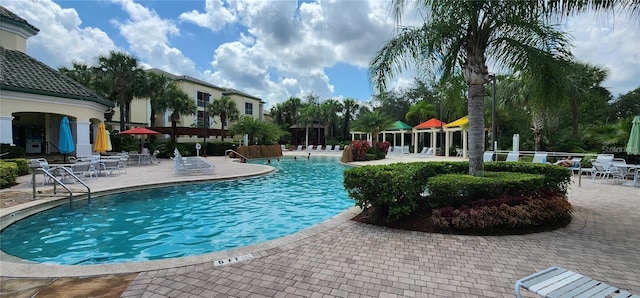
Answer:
(0, 161, 18, 189)
(343, 161, 571, 222)
(2, 158, 30, 176)
(427, 172, 545, 208)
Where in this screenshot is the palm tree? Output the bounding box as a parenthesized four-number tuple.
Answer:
(230, 116, 263, 145)
(58, 62, 97, 87)
(93, 51, 147, 131)
(370, 1, 572, 176)
(207, 95, 240, 139)
(144, 72, 171, 128)
(351, 111, 394, 148)
(564, 62, 609, 138)
(155, 83, 197, 143)
(405, 100, 437, 126)
(320, 99, 343, 139)
(297, 103, 320, 147)
(342, 98, 360, 139)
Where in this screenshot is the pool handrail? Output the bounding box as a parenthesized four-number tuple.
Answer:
(224, 149, 250, 161)
(30, 166, 91, 206)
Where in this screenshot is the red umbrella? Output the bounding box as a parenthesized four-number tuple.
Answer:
(119, 127, 160, 153)
(119, 127, 161, 135)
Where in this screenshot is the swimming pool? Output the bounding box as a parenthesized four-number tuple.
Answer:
(0, 156, 352, 265)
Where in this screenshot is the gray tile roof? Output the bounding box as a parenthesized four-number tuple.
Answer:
(0, 5, 39, 34)
(0, 46, 113, 107)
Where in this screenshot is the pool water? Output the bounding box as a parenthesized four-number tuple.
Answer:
(0, 156, 352, 265)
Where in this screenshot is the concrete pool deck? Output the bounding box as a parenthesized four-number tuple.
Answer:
(1, 152, 639, 297)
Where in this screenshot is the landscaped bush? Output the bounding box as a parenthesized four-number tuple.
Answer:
(0, 161, 18, 189)
(344, 161, 571, 224)
(426, 172, 545, 208)
(350, 140, 370, 161)
(0, 144, 25, 159)
(431, 191, 572, 232)
(1, 158, 30, 176)
(375, 141, 390, 154)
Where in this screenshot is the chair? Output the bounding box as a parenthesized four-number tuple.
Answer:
(483, 151, 494, 162)
(591, 160, 609, 181)
(70, 162, 95, 181)
(150, 150, 160, 164)
(333, 145, 341, 152)
(295, 145, 302, 151)
(418, 147, 433, 156)
(455, 148, 463, 158)
(403, 146, 410, 154)
(173, 149, 215, 175)
(532, 152, 547, 164)
(516, 267, 638, 298)
(325, 145, 333, 152)
(506, 151, 519, 162)
(569, 157, 582, 175)
(280, 144, 287, 151)
(29, 158, 53, 186)
(306, 145, 314, 152)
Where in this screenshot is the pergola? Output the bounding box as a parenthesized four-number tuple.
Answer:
(412, 118, 447, 155)
(443, 116, 469, 158)
(381, 120, 413, 153)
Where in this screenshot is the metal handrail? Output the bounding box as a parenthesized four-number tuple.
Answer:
(31, 167, 91, 206)
(224, 149, 249, 161)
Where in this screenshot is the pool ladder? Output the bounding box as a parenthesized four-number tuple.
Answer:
(31, 167, 91, 206)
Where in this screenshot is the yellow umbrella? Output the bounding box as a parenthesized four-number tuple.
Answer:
(94, 123, 108, 153)
(106, 130, 113, 152)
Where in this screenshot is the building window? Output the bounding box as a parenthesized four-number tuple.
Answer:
(197, 91, 210, 107)
(244, 102, 253, 115)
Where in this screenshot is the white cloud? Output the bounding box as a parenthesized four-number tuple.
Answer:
(3, 0, 117, 67)
(566, 12, 640, 96)
(179, 0, 236, 31)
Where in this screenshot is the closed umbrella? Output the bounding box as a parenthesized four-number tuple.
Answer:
(627, 116, 640, 163)
(58, 116, 75, 163)
(94, 123, 108, 153)
(106, 130, 113, 152)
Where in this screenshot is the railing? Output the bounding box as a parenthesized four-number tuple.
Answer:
(31, 167, 91, 206)
(224, 149, 249, 161)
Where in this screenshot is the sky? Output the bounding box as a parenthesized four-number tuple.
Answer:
(3, 0, 639, 109)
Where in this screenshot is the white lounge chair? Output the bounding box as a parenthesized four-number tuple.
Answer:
(332, 145, 341, 152)
(295, 145, 302, 151)
(506, 151, 519, 162)
(306, 145, 314, 152)
(325, 145, 333, 152)
(417, 147, 433, 156)
(483, 151, 494, 162)
(455, 148, 463, 157)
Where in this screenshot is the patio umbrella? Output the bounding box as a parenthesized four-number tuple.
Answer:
(106, 130, 113, 152)
(120, 127, 160, 152)
(58, 116, 75, 163)
(627, 116, 640, 163)
(94, 123, 108, 153)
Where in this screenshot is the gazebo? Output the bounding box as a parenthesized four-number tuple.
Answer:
(381, 120, 413, 153)
(443, 116, 469, 158)
(412, 118, 447, 154)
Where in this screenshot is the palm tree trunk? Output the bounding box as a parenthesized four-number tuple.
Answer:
(171, 121, 177, 143)
(468, 83, 485, 176)
(119, 103, 126, 131)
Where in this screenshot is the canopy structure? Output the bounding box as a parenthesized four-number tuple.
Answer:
(412, 118, 447, 155)
(443, 116, 469, 158)
(381, 121, 413, 152)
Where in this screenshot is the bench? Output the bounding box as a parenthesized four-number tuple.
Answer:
(516, 267, 639, 298)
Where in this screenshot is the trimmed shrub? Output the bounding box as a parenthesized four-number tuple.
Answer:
(2, 158, 30, 176)
(485, 162, 572, 192)
(426, 172, 545, 208)
(351, 140, 370, 161)
(431, 192, 572, 231)
(0, 161, 18, 189)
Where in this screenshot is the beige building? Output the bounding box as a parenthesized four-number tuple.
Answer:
(0, 6, 113, 157)
(145, 68, 265, 143)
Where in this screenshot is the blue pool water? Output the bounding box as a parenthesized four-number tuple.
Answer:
(0, 156, 352, 265)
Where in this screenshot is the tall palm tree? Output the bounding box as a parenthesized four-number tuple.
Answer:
(58, 62, 97, 87)
(320, 99, 343, 139)
(564, 62, 609, 138)
(370, 1, 572, 176)
(352, 111, 394, 148)
(297, 103, 320, 147)
(93, 51, 147, 131)
(342, 98, 360, 139)
(144, 72, 171, 128)
(155, 83, 197, 143)
(207, 95, 240, 138)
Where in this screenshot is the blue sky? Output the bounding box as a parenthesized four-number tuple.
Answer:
(4, 0, 639, 109)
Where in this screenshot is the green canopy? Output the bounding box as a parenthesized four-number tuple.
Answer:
(627, 116, 640, 155)
(385, 120, 413, 131)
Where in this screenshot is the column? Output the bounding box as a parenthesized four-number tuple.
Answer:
(445, 130, 451, 157)
(74, 121, 92, 157)
(0, 116, 14, 145)
(413, 131, 418, 154)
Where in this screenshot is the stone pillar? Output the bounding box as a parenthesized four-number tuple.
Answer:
(0, 116, 14, 145)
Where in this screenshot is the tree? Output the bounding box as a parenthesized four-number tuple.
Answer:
(155, 83, 196, 143)
(610, 87, 640, 120)
(405, 100, 437, 126)
(144, 72, 171, 128)
(93, 51, 147, 131)
(564, 62, 609, 138)
(58, 62, 97, 87)
(351, 111, 394, 148)
(230, 116, 286, 145)
(370, 1, 572, 175)
(207, 95, 240, 137)
(342, 98, 360, 139)
(320, 99, 343, 139)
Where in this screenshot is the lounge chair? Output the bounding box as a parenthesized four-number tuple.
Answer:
(332, 145, 341, 152)
(325, 145, 333, 152)
(515, 267, 638, 298)
(483, 151, 494, 162)
(532, 152, 547, 163)
(417, 147, 434, 156)
(295, 145, 302, 151)
(306, 145, 314, 152)
(506, 151, 519, 162)
(280, 144, 287, 151)
(173, 149, 215, 175)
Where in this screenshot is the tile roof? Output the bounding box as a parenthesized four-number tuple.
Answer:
(0, 5, 39, 34)
(0, 46, 113, 107)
